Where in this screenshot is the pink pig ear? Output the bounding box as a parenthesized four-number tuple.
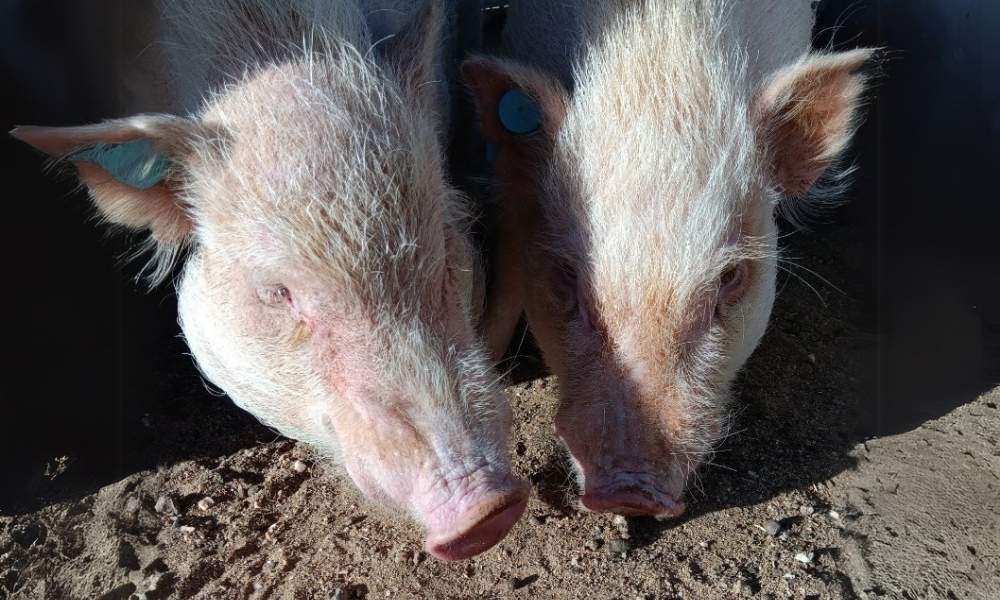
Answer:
(11, 114, 198, 245)
(756, 48, 875, 198)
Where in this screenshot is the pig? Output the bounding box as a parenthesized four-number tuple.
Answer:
(463, 0, 875, 517)
(12, 0, 527, 560)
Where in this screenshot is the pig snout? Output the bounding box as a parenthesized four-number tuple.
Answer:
(579, 474, 687, 520)
(556, 408, 691, 520)
(418, 466, 529, 561)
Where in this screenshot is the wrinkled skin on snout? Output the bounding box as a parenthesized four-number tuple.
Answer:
(465, 1, 873, 519)
(13, 1, 526, 560)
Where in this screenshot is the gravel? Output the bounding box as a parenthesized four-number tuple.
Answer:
(764, 520, 782, 536)
(153, 495, 178, 516)
(607, 538, 630, 555)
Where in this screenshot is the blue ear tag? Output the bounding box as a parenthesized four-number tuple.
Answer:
(68, 139, 169, 190)
(498, 89, 541, 135)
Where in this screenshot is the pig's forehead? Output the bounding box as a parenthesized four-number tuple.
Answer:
(544, 132, 761, 244)
(193, 64, 442, 215)
(201, 58, 420, 158)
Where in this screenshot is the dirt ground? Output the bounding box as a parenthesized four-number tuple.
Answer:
(2, 224, 998, 600)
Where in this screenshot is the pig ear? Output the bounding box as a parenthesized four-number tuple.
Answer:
(380, 0, 446, 102)
(461, 56, 568, 143)
(11, 115, 196, 245)
(756, 48, 874, 198)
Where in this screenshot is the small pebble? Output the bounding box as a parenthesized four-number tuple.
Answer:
(394, 548, 412, 564)
(612, 515, 628, 527)
(607, 538, 630, 555)
(266, 523, 279, 539)
(828, 510, 841, 520)
(154, 495, 178, 516)
(799, 505, 815, 517)
(292, 460, 308, 473)
(144, 571, 173, 593)
(793, 551, 814, 564)
(764, 520, 782, 536)
(197, 497, 215, 511)
(179, 525, 195, 534)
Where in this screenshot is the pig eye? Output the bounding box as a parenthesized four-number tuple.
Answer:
(258, 284, 292, 307)
(718, 262, 749, 305)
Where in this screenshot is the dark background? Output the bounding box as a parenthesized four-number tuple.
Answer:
(2, 1, 999, 513)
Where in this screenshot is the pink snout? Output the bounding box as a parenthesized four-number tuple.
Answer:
(581, 484, 686, 519)
(424, 487, 528, 560)
(425, 481, 528, 560)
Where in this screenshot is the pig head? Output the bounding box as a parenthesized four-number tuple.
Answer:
(13, 0, 526, 560)
(464, 0, 874, 518)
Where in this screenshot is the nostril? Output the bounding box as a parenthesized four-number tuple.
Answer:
(424, 487, 528, 561)
(580, 485, 686, 519)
